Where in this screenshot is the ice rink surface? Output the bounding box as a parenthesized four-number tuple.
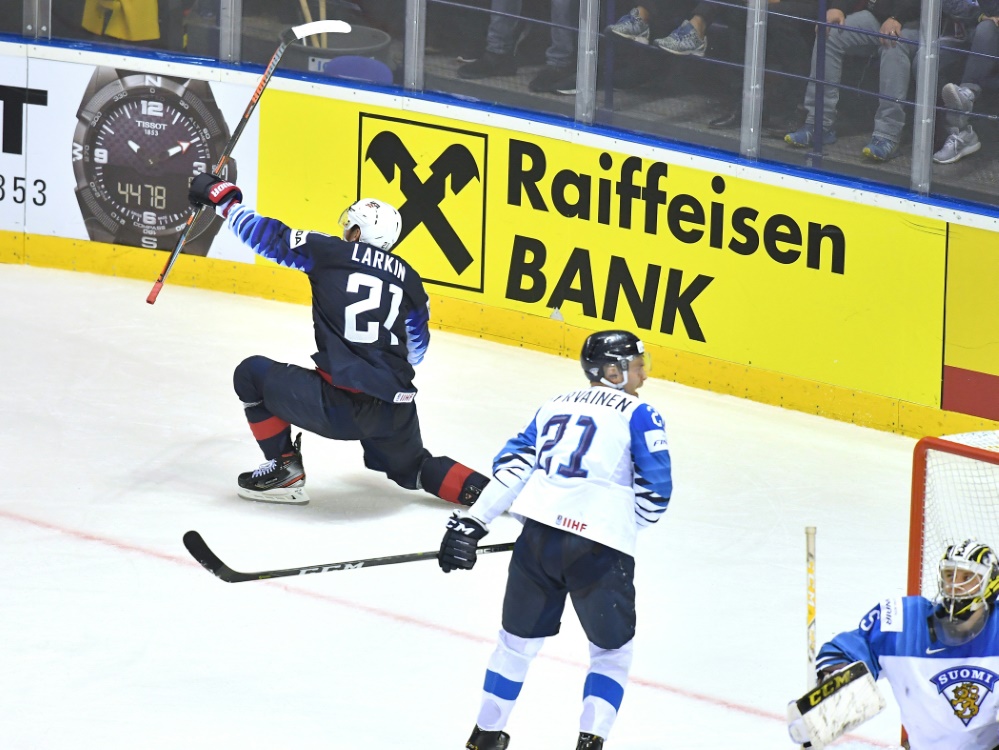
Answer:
(0, 265, 917, 749)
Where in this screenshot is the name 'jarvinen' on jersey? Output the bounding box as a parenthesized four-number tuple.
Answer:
(553, 388, 632, 412)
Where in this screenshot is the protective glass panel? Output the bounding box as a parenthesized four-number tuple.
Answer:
(593, 0, 749, 157)
(423, 0, 579, 120)
(928, 29, 999, 208)
(753, 6, 914, 191)
(51, 0, 198, 53)
(0, 0, 23, 35)
(239, 0, 398, 87)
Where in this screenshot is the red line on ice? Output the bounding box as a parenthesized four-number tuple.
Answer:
(0, 508, 893, 747)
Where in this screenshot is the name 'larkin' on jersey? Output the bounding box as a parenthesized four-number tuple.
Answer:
(351, 245, 407, 282)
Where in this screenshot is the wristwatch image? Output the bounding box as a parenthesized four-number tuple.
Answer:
(72, 67, 236, 256)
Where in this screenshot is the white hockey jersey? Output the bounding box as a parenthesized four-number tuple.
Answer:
(817, 595, 999, 750)
(470, 385, 673, 555)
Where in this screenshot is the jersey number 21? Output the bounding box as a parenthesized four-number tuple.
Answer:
(538, 414, 597, 479)
(344, 272, 403, 345)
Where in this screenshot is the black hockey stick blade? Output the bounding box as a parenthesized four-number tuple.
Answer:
(183, 530, 515, 583)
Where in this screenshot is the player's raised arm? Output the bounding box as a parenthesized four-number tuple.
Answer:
(188, 173, 314, 271)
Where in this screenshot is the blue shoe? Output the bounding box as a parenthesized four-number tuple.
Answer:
(607, 8, 650, 44)
(784, 125, 836, 148)
(653, 21, 707, 56)
(862, 136, 899, 162)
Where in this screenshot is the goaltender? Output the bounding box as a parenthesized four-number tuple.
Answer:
(788, 539, 999, 749)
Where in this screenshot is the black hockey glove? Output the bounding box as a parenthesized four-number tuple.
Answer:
(189, 173, 242, 218)
(439, 512, 489, 573)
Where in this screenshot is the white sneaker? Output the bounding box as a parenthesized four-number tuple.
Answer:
(941, 82, 976, 129)
(933, 126, 981, 164)
(607, 8, 651, 43)
(942, 82, 976, 114)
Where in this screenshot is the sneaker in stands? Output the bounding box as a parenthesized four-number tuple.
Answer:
(784, 125, 837, 148)
(607, 7, 650, 43)
(942, 82, 976, 117)
(576, 732, 604, 749)
(933, 126, 980, 164)
(653, 20, 707, 56)
(530, 64, 573, 93)
(862, 135, 900, 162)
(555, 72, 577, 95)
(237, 432, 309, 505)
(458, 51, 516, 79)
(466, 724, 510, 750)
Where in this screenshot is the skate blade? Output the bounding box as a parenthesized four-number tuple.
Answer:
(236, 486, 310, 506)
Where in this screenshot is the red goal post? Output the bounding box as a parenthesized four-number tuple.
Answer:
(908, 432, 999, 598)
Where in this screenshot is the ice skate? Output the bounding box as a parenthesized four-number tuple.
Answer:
(576, 732, 604, 749)
(465, 724, 510, 750)
(237, 433, 309, 505)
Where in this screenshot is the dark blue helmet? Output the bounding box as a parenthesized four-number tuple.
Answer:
(580, 330, 644, 385)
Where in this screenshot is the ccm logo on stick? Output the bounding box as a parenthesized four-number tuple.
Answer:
(300, 562, 365, 574)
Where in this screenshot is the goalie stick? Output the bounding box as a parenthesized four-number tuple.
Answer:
(146, 19, 352, 304)
(183, 530, 516, 583)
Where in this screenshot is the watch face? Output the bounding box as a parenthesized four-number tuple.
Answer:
(73, 72, 236, 250)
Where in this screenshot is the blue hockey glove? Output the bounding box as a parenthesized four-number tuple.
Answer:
(189, 173, 242, 218)
(439, 512, 489, 573)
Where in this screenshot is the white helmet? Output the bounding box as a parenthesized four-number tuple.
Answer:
(339, 198, 402, 252)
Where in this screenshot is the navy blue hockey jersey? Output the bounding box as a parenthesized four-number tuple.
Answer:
(223, 204, 430, 403)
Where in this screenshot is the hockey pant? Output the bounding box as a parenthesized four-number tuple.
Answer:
(233, 355, 486, 503)
(476, 628, 634, 740)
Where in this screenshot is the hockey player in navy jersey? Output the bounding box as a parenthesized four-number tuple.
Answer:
(437, 330, 674, 750)
(187, 174, 487, 507)
(789, 539, 999, 749)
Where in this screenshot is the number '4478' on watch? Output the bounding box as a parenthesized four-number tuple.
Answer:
(72, 68, 236, 256)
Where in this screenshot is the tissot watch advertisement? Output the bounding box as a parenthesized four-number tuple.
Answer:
(0, 52, 259, 262)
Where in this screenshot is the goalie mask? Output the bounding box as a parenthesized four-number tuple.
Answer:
(932, 539, 999, 645)
(339, 198, 402, 252)
(580, 330, 649, 392)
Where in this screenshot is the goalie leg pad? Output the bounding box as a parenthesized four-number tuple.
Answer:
(787, 661, 885, 750)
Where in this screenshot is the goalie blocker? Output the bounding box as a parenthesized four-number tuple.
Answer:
(787, 661, 885, 749)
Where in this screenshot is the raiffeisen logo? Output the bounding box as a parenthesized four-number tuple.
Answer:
(358, 115, 486, 292)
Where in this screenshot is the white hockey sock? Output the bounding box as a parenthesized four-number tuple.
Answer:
(580, 639, 634, 739)
(476, 629, 545, 731)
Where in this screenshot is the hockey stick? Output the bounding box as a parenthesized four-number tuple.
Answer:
(146, 19, 351, 304)
(183, 530, 516, 583)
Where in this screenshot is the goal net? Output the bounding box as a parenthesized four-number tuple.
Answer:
(909, 431, 999, 598)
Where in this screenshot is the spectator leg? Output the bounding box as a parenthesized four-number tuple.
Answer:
(486, 0, 524, 56)
(547, 0, 578, 68)
(962, 20, 999, 88)
(802, 10, 881, 130)
(872, 23, 919, 143)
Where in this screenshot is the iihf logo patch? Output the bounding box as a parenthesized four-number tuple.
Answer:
(930, 666, 999, 725)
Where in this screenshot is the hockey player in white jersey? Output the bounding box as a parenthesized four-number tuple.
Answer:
(437, 330, 674, 750)
(788, 539, 999, 749)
